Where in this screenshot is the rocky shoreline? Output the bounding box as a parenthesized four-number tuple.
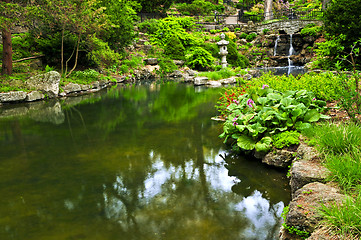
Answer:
(259, 139, 345, 239)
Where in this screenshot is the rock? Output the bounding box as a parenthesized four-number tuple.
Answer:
(182, 75, 195, 83)
(262, 149, 296, 168)
(112, 76, 126, 83)
(207, 80, 222, 87)
(0, 91, 27, 103)
(285, 182, 345, 235)
(144, 58, 158, 65)
(290, 160, 331, 197)
(186, 69, 197, 76)
(80, 84, 92, 91)
(63, 83, 81, 94)
(28, 101, 65, 125)
(220, 76, 237, 84)
(194, 77, 208, 86)
(168, 70, 183, 78)
(307, 227, 342, 240)
(133, 68, 153, 80)
(25, 71, 61, 98)
(242, 73, 253, 80)
(92, 81, 100, 89)
(173, 60, 185, 66)
(25, 91, 44, 102)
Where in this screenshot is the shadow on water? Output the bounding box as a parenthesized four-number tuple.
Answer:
(0, 82, 290, 240)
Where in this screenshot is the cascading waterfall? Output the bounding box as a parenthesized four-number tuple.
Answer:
(287, 34, 295, 75)
(273, 35, 280, 56)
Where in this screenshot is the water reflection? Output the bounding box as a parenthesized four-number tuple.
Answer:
(0, 83, 290, 240)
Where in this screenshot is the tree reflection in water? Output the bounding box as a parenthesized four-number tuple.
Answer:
(0, 82, 290, 240)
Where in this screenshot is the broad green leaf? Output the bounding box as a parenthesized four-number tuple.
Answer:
(295, 121, 312, 131)
(291, 108, 303, 118)
(237, 135, 256, 150)
(255, 137, 272, 152)
(267, 92, 282, 101)
(257, 97, 268, 105)
(236, 124, 246, 132)
(280, 97, 293, 107)
(303, 109, 320, 122)
(275, 126, 288, 132)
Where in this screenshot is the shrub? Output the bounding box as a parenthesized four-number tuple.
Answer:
(201, 42, 219, 58)
(272, 131, 301, 149)
(164, 35, 186, 60)
(219, 86, 330, 153)
(197, 67, 236, 81)
(300, 25, 322, 37)
(246, 32, 257, 42)
(158, 57, 178, 75)
(251, 72, 343, 101)
(87, 34, 121, 68)
(186, 47, 214, 70)
(138, 19, 159, 34)
(227, 40, 249, 68)
(239, 32, 248, 39)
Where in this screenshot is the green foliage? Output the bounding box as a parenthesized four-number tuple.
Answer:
(177, 0, 219, 15)
(246, 32, 257, 42)
(303, 122, 361, 156)
(149, 16, 200, 48)
(251, 72, 343, 101)
(158, 57, 178, 75)
(45, 65, 54, 72)
(186, 47, 214, 70)
(262, 29, 269, 35)
(239, 32, 248, 39)
(98, 0, 140, 49)
(138, 19, 159, 34)
(70, 69, 100, 84)
(137, 0, 173, 13)
(320, 192, 361, 238)
(300, 24, 322, 37)
(272, 131, 300, 149)
(201, 42, 219, 58)
(219, 86, 329, 153)
(164, 35, 186, 60)
(216, 85, 249, 117)
(121, 54, 144, 69)
(87, 34, 121, 68)
(323, 0, 361, 48)
(227, 40, 249, 68)
(197, 67, 237, 81)
(11, 33, 35, 61)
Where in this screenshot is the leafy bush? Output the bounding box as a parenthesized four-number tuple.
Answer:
(158, 57, 178, 75)
(219, 86, 329, 153)
(186, 47, 214, 70)
(239, 32, 248, 39)
(138, 19, 159, 34)
(87, 34, 121, 68)
(164, 35, 186, 60)
(246, 32, 257, 42)
(177, 0, 217, 15)
(251, 72, 343, 101)
(70, 69, 100, 84)
(227, 40, 249, 68)
(201, 42, 219, 57)
(272, 131, 301, 149)
(12, 33, 35, 60)
(197, 67, 237, 81)
(300, 25, 322, 37)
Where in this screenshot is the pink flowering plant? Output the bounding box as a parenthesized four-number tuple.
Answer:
(219, 86, 330, 153)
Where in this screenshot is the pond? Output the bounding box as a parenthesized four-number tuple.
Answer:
(0, 82, 291, 240)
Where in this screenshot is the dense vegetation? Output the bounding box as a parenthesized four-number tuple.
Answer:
(1, 0, 361, 238)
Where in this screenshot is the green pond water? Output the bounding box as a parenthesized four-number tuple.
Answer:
(0, 82, 291, 240)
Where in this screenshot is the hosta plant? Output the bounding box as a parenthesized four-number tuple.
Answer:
(219, 86, 330, 153)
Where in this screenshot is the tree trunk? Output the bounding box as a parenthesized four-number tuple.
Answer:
(1, 29, 13, 75)
(264, 0, 273, 21)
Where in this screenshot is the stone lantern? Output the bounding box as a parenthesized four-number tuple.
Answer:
(217, 33, 229, 68)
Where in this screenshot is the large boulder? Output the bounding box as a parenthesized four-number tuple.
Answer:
(194, 77, 208, 86)
(0, 91, 27, 103)
(262, 148, 296, 168)
(25, 71, 61, 98)
(284, 182, 345, 235)
(63, 83, 81, 94)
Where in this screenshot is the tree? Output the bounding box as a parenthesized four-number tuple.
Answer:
(41, 0, 109, 77)
(136, 0, 174, 13)
(323, 0, 361, 48)
(97, 0, 140, 50)
(264, 0, 273, 20)
(0, 1, 21, 75)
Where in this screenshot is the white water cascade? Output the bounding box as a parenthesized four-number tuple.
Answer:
(273, 35, 280, 56)
(287, 34, 295, 75)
